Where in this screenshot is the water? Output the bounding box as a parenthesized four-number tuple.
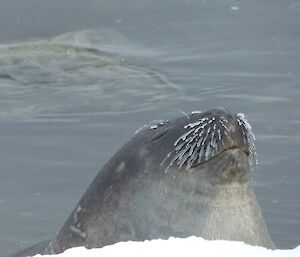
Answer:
(0, 0, 299, 255)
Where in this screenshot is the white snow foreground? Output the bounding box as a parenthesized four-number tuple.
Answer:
(34, 237, 300, 257)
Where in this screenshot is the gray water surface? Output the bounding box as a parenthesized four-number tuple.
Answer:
(0, 1, 299, 255)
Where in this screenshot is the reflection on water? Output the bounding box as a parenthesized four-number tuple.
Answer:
(0, 29, 182, 120)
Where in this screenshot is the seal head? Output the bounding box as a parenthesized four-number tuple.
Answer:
(8, 108, 274, 257)
(44, 108, 274, 253)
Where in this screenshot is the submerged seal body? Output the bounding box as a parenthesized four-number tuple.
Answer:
(9, 109, 274, 256)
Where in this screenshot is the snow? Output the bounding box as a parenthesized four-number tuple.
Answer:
(34, 237, 300, 257)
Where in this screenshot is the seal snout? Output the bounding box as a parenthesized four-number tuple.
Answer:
(164, 109, 256, 171)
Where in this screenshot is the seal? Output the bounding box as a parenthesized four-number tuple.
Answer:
(8, 108, 275, 257)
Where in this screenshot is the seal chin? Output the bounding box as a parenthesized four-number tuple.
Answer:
(206, 148, 251, 187)
(191, 147, 251, 187)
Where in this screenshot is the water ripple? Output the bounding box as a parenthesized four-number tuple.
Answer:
(0, 30, 182, 120)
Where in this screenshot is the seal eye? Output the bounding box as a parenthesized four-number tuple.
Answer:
(162, 110, 257, 171)
(151, 128, 170, 142)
